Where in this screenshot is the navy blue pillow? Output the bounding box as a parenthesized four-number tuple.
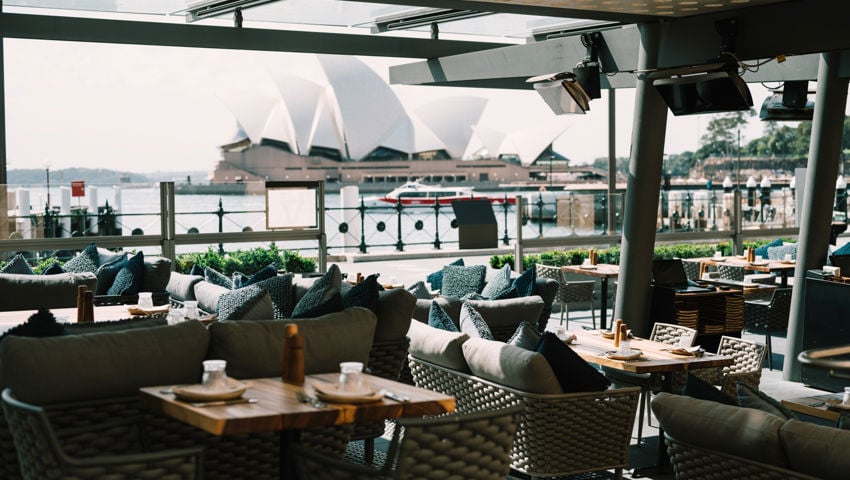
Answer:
(512, 267, 537, 298)
(426, 258, 464, 291)
(0, 308, 66, 343)
(95, 255, 127, 295)
(291, 265, 344, 319)
(205, 266, 235, 290)
(536, 332, 610, 393)
(40, 262, 66, 275)
(343, 274, 380, 313)
(189, 264, 204, 276)
(833, 242, 850, 256)
(683, 373, 736, 405)
(107, 251, 145, 296)
(754, 238, 783, 258)
(428, 300, 458, 332)
(239, 263, 278, 288)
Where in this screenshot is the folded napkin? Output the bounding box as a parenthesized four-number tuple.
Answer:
(667, 346, 702, 356)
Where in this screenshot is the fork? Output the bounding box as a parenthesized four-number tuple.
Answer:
(295, 390, 327, 408)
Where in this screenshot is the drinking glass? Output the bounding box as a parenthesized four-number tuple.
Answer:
(137, 292, 153, 309)
(339, 361, 364, 392)
(202, 360, 228, 390)
(184, 300, 199, 320)
(168, 308, 185, 325)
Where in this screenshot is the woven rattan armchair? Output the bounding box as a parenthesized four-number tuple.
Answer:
(293, 405, 523, 480)
(409, 356, 639, 479)
(1, 389, 204, 480)
(602, 322, 697, 444)
(535, 264, 596, 329)
(691, 335, 767, 398)
(681, 259, 702, 282)
(717, 264, 745, 282)
(744, 288, 792, 370)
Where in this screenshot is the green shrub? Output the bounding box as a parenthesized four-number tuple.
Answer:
(175, 244, 316, 275)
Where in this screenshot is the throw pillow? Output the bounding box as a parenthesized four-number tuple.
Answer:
(834, 242, 850, 256)
(40, 261, 65, 275)
(536, 332, 611, 393)
(205, 266, 235, 289)
(493, 285, 519, 300)
(481, 264, 512, 299)
(461, 292, 487, 301)
(407, 280, 433, 300)
(428, 300, 458, 332)
(343, 273, 380, 313)
(0, 254, 34, 275)
(754, 238, 783, 258)
(95, 255, 127, 295)
(291, 264, 344, 318)
(441, 264, 487, 299)
(237, 263, 278, 289)
(252, 274, 295, 319)
(512, 267, 536, 298)
(189, 264, 204, 276)
(767, 244, 796, 261)
(683, 373, 737, 405)
(736, 382, 797, 419)
(507, 322, 541, 350)
(459, 302, 494, 340)
(61, 243, 99, 273)
(232, 271, 248, 289)
(426, 258, 464, 291)
(0, 308, 66, 342)
(107, 251, 145, 296)
(216, 285, 275, 321)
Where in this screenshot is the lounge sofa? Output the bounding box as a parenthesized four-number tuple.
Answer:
(406, 320, 640, 479)
(0, 304, 402, 480)
(651, 392, 850, 480)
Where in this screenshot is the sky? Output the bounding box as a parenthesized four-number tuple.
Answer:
(4, 38, 783, 174)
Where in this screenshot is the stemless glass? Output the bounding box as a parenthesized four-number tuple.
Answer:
(184, 301, 199, 320)
(338, 361, 364, 392)
(202, 360, 228, 390)
(137, 292, 153, 309)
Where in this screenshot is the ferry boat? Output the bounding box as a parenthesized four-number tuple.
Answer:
(367, 180, 515, 206)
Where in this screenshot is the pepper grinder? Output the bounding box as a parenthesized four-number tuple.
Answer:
(282, 323, 305, 385)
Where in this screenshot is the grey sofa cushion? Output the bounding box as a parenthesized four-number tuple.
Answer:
(407, 320, 470, 373)
(0, 272, 97, 311)
(413, 296, 462, 324)
(0, 321, 210, 404)
(194, 280, 230, 314)
(780, 419, 850, 480)
(166, 272, 204, 302)
(373, 288, 415, 342)
(141, 256, 172, 292)
(651, 392, 789, 468)
(467, 296, 545, 331)
(206, 307, 377, 379)
(462, 337, 562, 394)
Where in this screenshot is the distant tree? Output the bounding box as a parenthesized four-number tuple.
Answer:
(664, 151, 697, 177)
(591, 156, 629, 176)
(697, 111, 754, 159)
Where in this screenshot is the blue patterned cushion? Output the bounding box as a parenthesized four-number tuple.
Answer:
(767, 244, 796, 261)
(481, 264, 512, 299)
(242, 264, 278, 287)
(40, 262, 65, 275)
(512, 267, 536, 297)
(107, 251, 145, 296)
(232, 272, 248, 289)
(407, 281, 433, 300)
(426, 258, 464, 291)
(428, 300, 458, 332)
(508, 322, 541, 350)
(0, 308, 66, 343)
(832, 242, 850, 256)
(493, 286, 519, 300)
(189, 264, 204, 276)
(344, 274, 380, 313)
(459, 302, 494, 340)
(536, 332, 610, 393)
(440, 264, 487, 298)
(461, 292, 487, 301)
(95, 255, 127, 295)
(1, 254, 33, 275)
(62, 243, 99, 273)
(252, 274, 294, 319)
(205, 266, 235, 289)
(292, 265, 344, 318)
(216, 285, 275, 321)
(754, 238, 783, 258)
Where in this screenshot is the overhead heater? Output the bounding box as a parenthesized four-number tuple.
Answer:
(759, 80, 815, 121)
(528, 32, 603, 115)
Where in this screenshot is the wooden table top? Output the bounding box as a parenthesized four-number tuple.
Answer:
(562, 263, 620, 279)
(569, 329, 733, 375)
(781, 392, 847, 422)
(699, 257, 797, 273)
(0, 304, 166, 333)
(140, 374, 455, 436)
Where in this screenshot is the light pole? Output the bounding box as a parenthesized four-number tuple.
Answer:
(45, 162, 51, 208)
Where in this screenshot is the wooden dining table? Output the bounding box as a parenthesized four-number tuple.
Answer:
(0, 303, 169, 334)
(699, 256, 797, 287)
(562, 263, 620, 330)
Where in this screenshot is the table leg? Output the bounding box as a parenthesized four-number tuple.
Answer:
(780, 271, 789, 288)
(280, 430, 299, 480)
(631, 373, 674, 477)
(599, 278, 609, 330)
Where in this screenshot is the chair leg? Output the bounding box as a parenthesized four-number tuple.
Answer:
(560, 301, 566, 328)
(563, 304, 569, 328)
(766, 329, 773, 370)
(590, 302, 596, 330)
(364, 439, 374, 464)
(636, 390, 645, 444)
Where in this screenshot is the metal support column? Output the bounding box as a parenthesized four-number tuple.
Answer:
(160, 181, 176, 263)
(607, 88, 617, 235)
(514, 195, 524, 274)
(784, 52, 848, 380)
(613, 23, 668, 337)
(0, 18, 9, 241)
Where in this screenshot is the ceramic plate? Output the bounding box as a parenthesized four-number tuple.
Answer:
(751, 260, 770, 266)
(172, 378, 248, 402)
(312, 380, 383, 404)
(826, 399, 850, 412)
(580, 265, 597, 270)
(606, 349, 643, 360)
(127, 305, 170, 316)
(598, 330, 616, 339)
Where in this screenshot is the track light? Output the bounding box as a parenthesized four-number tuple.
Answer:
(527, 72, 591, 115)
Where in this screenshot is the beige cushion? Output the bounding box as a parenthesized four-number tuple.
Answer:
(462, 337, 563, 394)
(651, 392, 789, 468)
(413, 296, 462, 325)
(166, 272, 203, 302)
(780, 419, 850, 479)
(207, 307, 377, 379)
(407, 320, 470, 373)
(374, 288, 415, 342)
(194, 280, 230, 313)
(0, 321, 210, 404)
(0, 272, 97, 311)
(467, 295, 544, 330)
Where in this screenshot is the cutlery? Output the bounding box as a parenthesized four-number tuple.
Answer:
(295, 390, 327, 408)
(190, 398, 257, 408)
(381, 390, 409, 403)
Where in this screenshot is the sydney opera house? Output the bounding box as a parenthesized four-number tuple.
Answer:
(204, 54, 581, 193)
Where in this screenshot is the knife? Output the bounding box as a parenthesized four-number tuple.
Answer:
(383, 391, 409, 403)
(190, 398, 258, 408)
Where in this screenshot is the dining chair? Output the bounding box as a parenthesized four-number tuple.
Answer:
(717, 264, 745, 282)
(603, 322, 697, 444)
(1, 388, 204, 480)
(692, 336, 767, 399)
(535, 264, 596, 329)
(681, 259, 702, 282)
(293, 405, 523, 480)
(744, 288, 792, 370)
